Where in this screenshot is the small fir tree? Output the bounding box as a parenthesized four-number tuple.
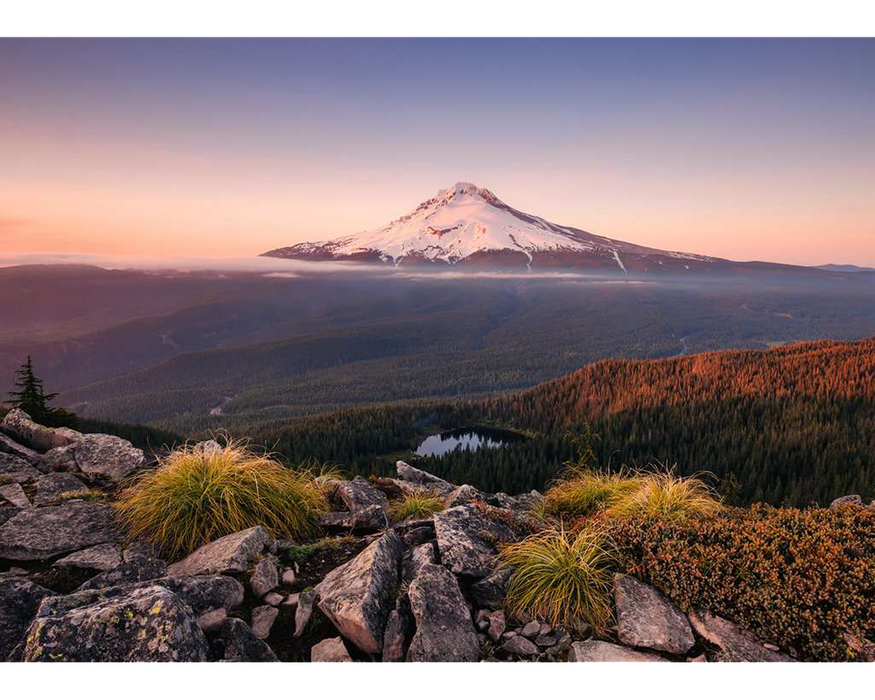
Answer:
(7, 355, 76, 427)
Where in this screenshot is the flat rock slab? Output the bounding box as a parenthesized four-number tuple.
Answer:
(433, 503, 524, 578)
(688, 610, 792, 662)
(70, 434, 145, 482)
(311, 636, 353, 662)
(0, 501, 123, 561)
(22, 584, 210, 661)
(0, 432, 42, 464)
(335, 476, 389, 514)
(1, 409, 77, 453)
(406, 562, 480, 662)
(0, 482, 31, 509)
(315, 530, 403, 654)
(614, 574, 694, 655)
(167, 526, 274, 576)
(395, 461, 456, 495)
(571, 640, 668, 662)
(33, 473, 88, 506)
(53, 543, 123, 571)
(0, 454, 42, 483)
(0, 575, 54, 661)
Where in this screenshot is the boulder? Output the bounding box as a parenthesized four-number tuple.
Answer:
(614, 574, 694, 655)
(251, 605, 279, 639)
(688, 610, 793, 662)
(1, 409, 77, 453)
(446, 484, 486, 507)
(0, 505, 19, 527)
(382, 595, 413, 662)
(70, 433, 145, 482)
(153, 576, 244, 615)
(167, 526, 274, 576)
(40, 445, 78, 473)
(32, 472, 88, 506)
(312, 636, 353, 662)
(294, 589, 317, 638)
(470, 567, 514, 609)
(250, 556, 279, 597)
(571, 640, 668, 662)
(335, 476, 389, 517)
(0, 575, 53, 661)
(401, 541, 436, 583)
(0, 454, 41, 483)
(520, 620, 541, 638)
(22, 584, 210, 661)
(433, 503, 524, 578)
(406, 562, 480, 662)
(0, 482, 31, 509)
(315, 530, 403, 654)
(399, 525, 434, 547)
(395, 461, 455, 494)
(502, 635, 539, 656)
(0, 432, 42, 464)
(281, 568, 296, 586)
(0, 501, 123, 560)
(197, 607, 227, 634)
(830, 494, 863, 508)
(221, 617, 278, 662)
(76, 554, 168, 591)
(53, 543, 123, 571)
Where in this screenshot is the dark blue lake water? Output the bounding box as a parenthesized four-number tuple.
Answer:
(415, 427, 525, 457)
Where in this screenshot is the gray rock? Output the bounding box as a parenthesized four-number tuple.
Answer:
(22, 584, 210, 661)
(446, 484, 486, 507)
(282, 592, 300, 608)
(281, 568, 296, 586)
(251, 605, 279, 639)
(33, 473, 88, 506)
(1, 409, 77, 452)
(433, 503, 525, 578)
(166, 526, 274, 576)
(39, 445, 78, 473)
(688, 610, 793, 662)
(406, 562, 480, 662)
(311, 636, 353, 662)
(263, 592, 284, 606)
(0, 501, 123, 560)
(53, 543, 123, 571)
(315, 530, 403, 653)
(294, 589, 317, 638)
(153, 576, 244, 615)
(401, 541, 436, 583)
(535, 633, 558, 648)
(399, 525, 434, 547)
(76, 554, 168, 591)
(70, 433, 145, 482)
(395, 461, 455, 494)
(123, 541, 160, 562)
(197, 607, 227, 634)
(0, 432, 42, 464)
(382, 595, 413, 662)
(470, 567, 514, 609)
(221, 617, 278, 662)
(0, 453, 41, 483)
(520, 620, 541, 638)
(502, 635, 539, 656)
(250, 556, 279, 597)
(571, 640, 668, 662)
(0, 575, 53, 660)
(487, 610, 506, 642)
(0, 483, 31, 509)
(335, 476, 389, 517)
(0, 505, 17, 527)
(830, 494, 863, 508)
(614, 574, 694, 655)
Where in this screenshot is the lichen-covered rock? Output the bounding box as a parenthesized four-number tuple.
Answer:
(166, 526, 274, 576)
(446, 484, 486, 508)
(0, 432, 42, 464)
(401, 541, 436, 584)
(0, 482, 31, 509)
(0, 453, 41, 483)
(1, 409, 78, 453)
(688, 610, 793, 662)
(53, 543, 123, 571)
(70, 433, 145, 482)
(250, 556, 279, 597)
(22, 584, 210, 661)
(470, 566, 514, 609)
(250, 605, 279, 639)
(382, 594, 413, 662)
(311, 636, 353, 662)
(406, 562, 480, 662)
(830, 494, 863, 508)
(33, 472, 88, 506)
(0, 501, 123, 560)
(614, 574, 694, 655)
(39, 445, 78, 473)
(0, 575, 53, 661)
(315, 530, 403, 654)
(294, 589, 317, 638)
(197, 607, 227, 634)
(76, 554, 168, 591)
(335, 476, 389, 517)
(395, 461, 455, 494)
(571, 640, 668, 662)
(433, 503, 525, 578)
(221, 617, 278, 662)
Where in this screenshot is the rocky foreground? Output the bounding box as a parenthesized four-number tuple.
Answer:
(0, 409, 850, 662)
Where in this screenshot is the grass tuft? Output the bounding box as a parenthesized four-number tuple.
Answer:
(603, 469, 722, 522)
(499, 526, 616, 633)
(114, 438, 327, 560)
(539, 467, 640, 520)
(388, 490, 446, 522)
(58, 489, 109, 502)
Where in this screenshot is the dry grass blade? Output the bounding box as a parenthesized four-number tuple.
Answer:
(604, 468, 722, 522)
(388, 490, 445, 522)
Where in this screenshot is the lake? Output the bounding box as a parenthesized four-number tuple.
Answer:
(415, 426, 527, 457)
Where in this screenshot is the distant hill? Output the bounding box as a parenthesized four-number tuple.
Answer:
(816, 264, 875, 273)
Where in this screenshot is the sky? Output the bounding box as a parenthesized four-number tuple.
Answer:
(1, 38, 873, 266)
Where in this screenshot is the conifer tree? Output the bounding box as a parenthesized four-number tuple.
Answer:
(7, 355, 76, 427)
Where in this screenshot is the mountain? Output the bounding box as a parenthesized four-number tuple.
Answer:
(263, 182, 816, 274)
(816, 264, 875, 273)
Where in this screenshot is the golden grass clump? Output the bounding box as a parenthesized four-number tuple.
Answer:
(539, 467, 641, 520)
(388, 490, 446, 522)
(603, 470, 722, 522)
(115, 439, 328, 560)
(499, 527, 616, 633)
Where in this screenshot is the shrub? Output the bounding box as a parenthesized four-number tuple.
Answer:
(498, 526, 616, 633)
(115, 439, 327, 560)
(603, 470, 722, 522)
(607, 504, 875, 661)
(539, 468, 640, 520)
(388, 491, 445, 522)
